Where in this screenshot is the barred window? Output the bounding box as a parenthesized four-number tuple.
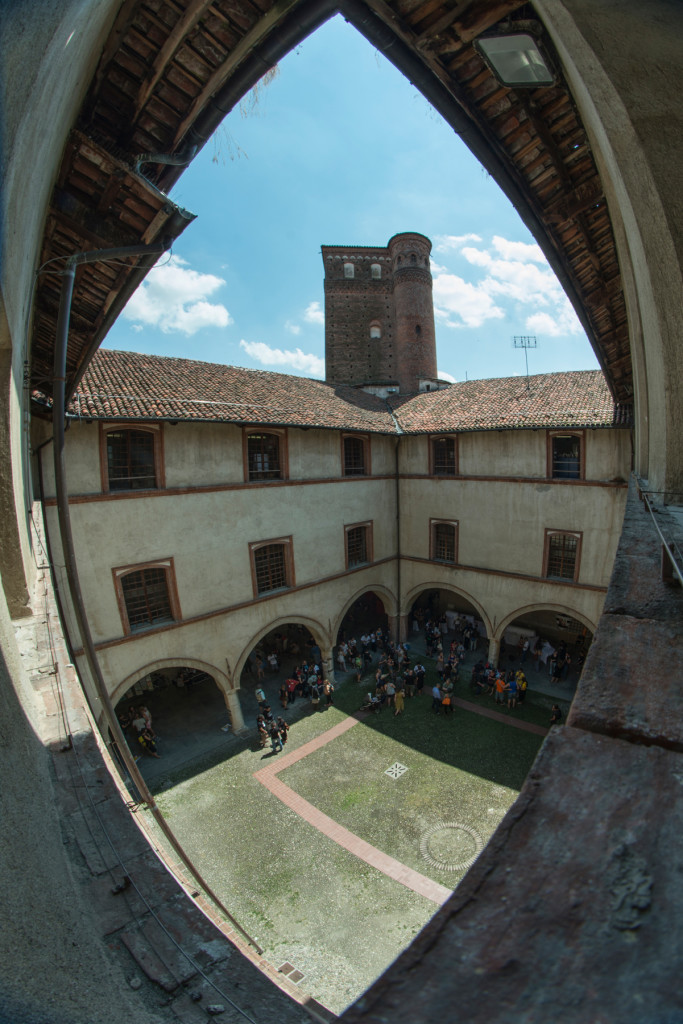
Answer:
(120, 568, 172, 631)
(248, 433, 281, 481)
(551, 434, 582, 479)
(546, 532, 580, 581)
(433, 522, 457, 563)
(254, 543, 290, 594)
(106, 429, 156, 491)
(346, 526, 368, 568)
(432, 436, 457, 475)
(343, 436, 366, 476)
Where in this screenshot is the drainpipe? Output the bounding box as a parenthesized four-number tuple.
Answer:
(52, 244, 262, 954)
(385, 401, 404, 643)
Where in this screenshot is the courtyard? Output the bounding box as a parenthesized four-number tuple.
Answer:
(138, 642, 560, 1014)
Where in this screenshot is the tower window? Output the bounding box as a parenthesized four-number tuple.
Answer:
(415, 324, 422, 337)
(344, 263, 355, 279)
(371, 264, 381, 279)
(369, 321, 381, 339)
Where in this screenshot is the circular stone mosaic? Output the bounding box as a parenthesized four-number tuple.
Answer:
(419, 822, 484, 872)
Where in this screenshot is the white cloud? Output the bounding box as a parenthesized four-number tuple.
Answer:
(304, 300, 324, 325)
(434, 233, 482, 253)
(285, 320, 301, 335)
(438, 370, 457, 383)
(239, 340, 324, 378)
(433, 272, 505, 328)
(437, 234, 584, 338)
(492, 235, 545, 263)
(122, 255, 232, 335)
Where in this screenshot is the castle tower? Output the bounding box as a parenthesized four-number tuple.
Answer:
(322, 232, 438, 395)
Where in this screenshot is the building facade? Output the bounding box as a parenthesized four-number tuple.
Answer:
(34, 346, 630, 733)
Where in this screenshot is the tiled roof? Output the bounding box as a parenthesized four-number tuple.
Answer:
(67, 349, 394, 433)
(391, 371, 629, 432)
(61, 349, 629, 434)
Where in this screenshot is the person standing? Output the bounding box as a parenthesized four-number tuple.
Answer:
(394, 688, 405, 716)
(323, 678, 334, 707)
(431, 683, 442, 714)
(269, 722, 282, 752)
(277, 717, 289, 746)
(414, 663, 426, 696)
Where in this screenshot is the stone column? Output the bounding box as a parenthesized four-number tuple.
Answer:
(223, 689, 245, 733)
(487, 637, 500, 668)
(321, 647, 336, 684)
(387, 614, 401, 644)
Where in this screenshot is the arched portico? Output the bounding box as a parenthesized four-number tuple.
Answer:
(402, 581, 493, 644)
(495, 604, 597, 644)
(110, 656, 234, 711)
(333, 584, 397, 644)
(233, 614, 330, 686)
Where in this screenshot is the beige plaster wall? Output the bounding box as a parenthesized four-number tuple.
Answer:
(400, 477, 626, 586)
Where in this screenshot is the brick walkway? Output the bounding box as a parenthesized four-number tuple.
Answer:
(254, 715, 452, 906)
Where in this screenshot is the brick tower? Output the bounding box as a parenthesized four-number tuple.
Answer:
(322, 232, 438, 395)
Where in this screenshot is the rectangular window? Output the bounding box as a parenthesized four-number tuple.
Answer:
(431, 520, 458, 563)
(100, 424, 163, 493)
(345, 521, 373, 569)
(431, 435, 457, 475)
(243, 429, 289, 483)
(342, 434, 369, 476)
(548, 432, 584, 479)
(112, 558, 180, 635)
(250, 538, 294, 596)
(544, 530, 582, 581)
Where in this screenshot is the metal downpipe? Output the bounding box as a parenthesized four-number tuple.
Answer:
(52, 249, 262, 954)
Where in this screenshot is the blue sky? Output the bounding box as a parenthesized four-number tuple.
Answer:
(104, 14, 599, 384)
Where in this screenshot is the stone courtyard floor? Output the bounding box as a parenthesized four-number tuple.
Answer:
(137, 643, 567, 1015)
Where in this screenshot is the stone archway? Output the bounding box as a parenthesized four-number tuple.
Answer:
(333, 584, 397, 644)
(402, 581, 493, 644)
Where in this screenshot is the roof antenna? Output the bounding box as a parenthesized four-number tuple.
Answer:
(513, 335, 537, 389)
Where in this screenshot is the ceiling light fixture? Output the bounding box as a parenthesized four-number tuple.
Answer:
(475, 33, 555, 88)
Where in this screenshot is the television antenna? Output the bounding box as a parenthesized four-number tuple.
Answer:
(513, 335, 537, 387)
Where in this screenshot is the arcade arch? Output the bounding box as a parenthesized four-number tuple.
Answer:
(334, 586, 395, 647)
(403, 583, 492, 647)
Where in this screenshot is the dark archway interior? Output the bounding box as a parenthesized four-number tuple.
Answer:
(336, 591, 388, 645)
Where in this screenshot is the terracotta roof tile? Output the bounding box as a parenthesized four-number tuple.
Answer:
(69, 349, 394, 433)
(391, 371, 629, 432)
(63, 350, 630, 435)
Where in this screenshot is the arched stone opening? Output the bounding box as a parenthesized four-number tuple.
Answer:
(404, 584, 491, 648)
(495, 604, 596, 700)
(334, 587, 393, 647)
(111, 658, 240, 779)
(237, 620, 328, 723)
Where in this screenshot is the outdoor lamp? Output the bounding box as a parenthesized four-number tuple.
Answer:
(475, 33, 555, 88)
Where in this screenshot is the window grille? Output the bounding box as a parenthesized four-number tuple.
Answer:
(121, 568, 172, 630)
(347, 526, 368, 567)
(434, 523, 456, 562)
(546, 533, 578, 580)
(551, 435, 581, 479)
(248, 433, 281, 481)
(433, 436, 456, 475)
(107, 430, 156, 490)
(344, 436, 366, 476)
(254, 544, 289, 593)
